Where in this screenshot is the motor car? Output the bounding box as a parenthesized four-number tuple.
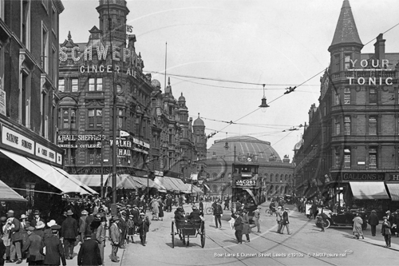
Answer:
(317, 208, 368, 230)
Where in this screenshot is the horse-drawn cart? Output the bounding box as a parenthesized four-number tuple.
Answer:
(171, 219, 205, 248)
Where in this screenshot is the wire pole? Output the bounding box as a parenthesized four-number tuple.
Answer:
(164, 42, 167, 89)
(107, 0, 117, 204)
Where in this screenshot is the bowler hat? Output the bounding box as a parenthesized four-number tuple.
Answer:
(67, 210, 74, 216)
(20, 214, 27, 219)
(33, 210, 40, 215)
(81, 210, 88, 215)
(7, 210, 14, 216)
(383, 216, 387, 219)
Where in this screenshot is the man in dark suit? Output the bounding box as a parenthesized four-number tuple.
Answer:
(77, 233, 102, 266)
(60, 210, 78, 260)
(188, 205, 203, 222)
(22, 226, 44, 266)
(43, 225, 66, 266)
(136, 213, 150, 246)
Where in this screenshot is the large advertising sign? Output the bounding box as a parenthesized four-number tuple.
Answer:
(0, 89, 5, 116)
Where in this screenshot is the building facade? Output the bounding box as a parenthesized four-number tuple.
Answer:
(202, 136, 294, 200)
(294, 0, 399, 213)
(0, 0, 75, 212)
(58, 0, 204, 190)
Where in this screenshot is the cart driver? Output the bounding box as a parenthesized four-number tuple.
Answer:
(174, 206, 186, 222)
(188, 205, 203, 222)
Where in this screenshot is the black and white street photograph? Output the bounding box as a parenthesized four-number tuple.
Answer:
(1, 0, 399, 265)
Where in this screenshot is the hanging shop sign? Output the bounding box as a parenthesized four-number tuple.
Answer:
(339, 172, 384, 181)
(235, 179, 257, 187)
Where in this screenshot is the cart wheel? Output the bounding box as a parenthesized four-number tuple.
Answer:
(324, 219, 331, 229)
(206, 207, 213, 215)
(171, 221, 175, 248)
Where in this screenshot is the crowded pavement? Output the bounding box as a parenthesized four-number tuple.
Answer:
(1, 194, 399, 266)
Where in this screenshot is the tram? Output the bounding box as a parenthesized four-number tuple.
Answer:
(231, 162, 261, 216)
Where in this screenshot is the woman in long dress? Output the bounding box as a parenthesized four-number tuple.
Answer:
(352, 213, 364, 239)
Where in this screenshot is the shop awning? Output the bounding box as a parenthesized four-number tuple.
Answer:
(70, 174, 109, 187)
(0, 149, 90, 195)
(50, 167, 98, 195)
(169, 177, 189, 192)
(386, 183, 399, 201)
(349, 182, 390, 200)
(0, 180, 27, 202)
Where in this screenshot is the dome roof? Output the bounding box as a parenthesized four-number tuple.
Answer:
(207, 135, 281, 162)
(151, 79, 161, 88)
(193, 114, 204, 126)
(178, 93, 186, 102)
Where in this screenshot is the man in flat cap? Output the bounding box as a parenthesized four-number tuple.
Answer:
(61, 210, 78, 260)
(109, 216, 120, 262)
(23, 226, 44, 266)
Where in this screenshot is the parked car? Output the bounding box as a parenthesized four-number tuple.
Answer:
(316, 208, 368, 230)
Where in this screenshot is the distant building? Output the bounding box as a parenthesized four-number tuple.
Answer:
(201, 136, 294, 199)
(294, 0, 399, 213)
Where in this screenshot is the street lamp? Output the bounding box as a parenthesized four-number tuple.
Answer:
(259, 84, 270, 108)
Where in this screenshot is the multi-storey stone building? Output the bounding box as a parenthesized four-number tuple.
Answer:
(0, 0, 94, 212)
(58, 0, 205, 192)
(294, 0, 399, 214)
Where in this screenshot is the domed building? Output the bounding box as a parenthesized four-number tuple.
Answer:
(199, 136, 294, 201)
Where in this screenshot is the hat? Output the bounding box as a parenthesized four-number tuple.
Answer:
(277, 206, 282, 209)
(139, 212, 145, 216)
(47, 220, 57, 228)
(192, 205, 197, 209)
(27, 226, 35, 232)
(35, 221, 45, 229)
(7, 210, 14, 216)
(81, 210, 88, 215)
(0, 216, 6, 222)
(112, 216, 119, 221)
(386, 210, 391, 213)
(129, 214, 133, 217)
(383, 216, 387, 219)
(100, 216, 107, 222)
(50, 225, 61, 231)
(20, 214, 27, 219)
(33, 210, 40, 215)
(285, 208, 289, 210)
(257, 206, 261, 209)
(66, 210, 73, 216)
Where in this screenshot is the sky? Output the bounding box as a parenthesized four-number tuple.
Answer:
(59, 0, 399, 160)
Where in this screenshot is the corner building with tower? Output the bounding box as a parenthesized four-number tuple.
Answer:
(294, 0, 399, 216)
(57, 0, 206, 194)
